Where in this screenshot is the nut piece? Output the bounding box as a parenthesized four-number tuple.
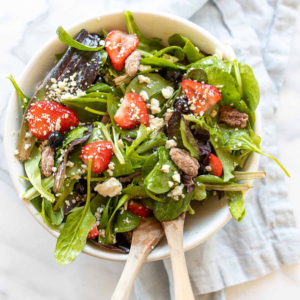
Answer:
(41, 146, 55, 177)
(219, 106, 248, 128)
(114, 74, 130, 85)
(170, 148, 200, 177)
(125, 51, 141, 77)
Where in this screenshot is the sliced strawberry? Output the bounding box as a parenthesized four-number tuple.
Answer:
(128, 200, 152, 218)
(87, 222, 99, 239)
(208, 154, 223, 177)
(181, 80, 222, 115)
(105, 30, 139, 71)
(114, 93, 149, 130)
(80, 141, 113, 173)
(27, 100, 79, 140)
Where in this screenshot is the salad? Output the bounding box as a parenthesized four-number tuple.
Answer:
(9, 11, 289, 265)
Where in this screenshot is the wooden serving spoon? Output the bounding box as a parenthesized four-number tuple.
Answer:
(162, 212, 195, 300)
(112, 217, 164, 300)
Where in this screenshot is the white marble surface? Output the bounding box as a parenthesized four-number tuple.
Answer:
(0, 1, 299, 299)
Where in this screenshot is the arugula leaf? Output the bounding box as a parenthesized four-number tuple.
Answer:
(56, 26, 103, 51)
(239, 63, 260, 112)
(153, 188, 194, 221)
(140, 57, 186, 70)
(114, 210, 140, 233)
(40, 199, 64, 232)
(144, 147, 179, 194)
(54, 159, 96, 265)
(225, 191, 246, 222)
(126, 124, 148, 156)
(123, 10, 164, 52)
(7, 75, 30, 113)
(24, 146, 55, 203)
(180, 118, 200, 159)
(136, 132, 167, 154)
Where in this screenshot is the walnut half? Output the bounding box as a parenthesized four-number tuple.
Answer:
(219, 106, 248, 128)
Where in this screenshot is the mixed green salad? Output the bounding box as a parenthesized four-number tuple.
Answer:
(9, 11, 289, 265)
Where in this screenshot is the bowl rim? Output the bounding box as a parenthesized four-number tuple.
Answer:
(4, 9, 262, 262)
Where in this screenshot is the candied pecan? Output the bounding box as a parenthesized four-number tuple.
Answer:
(219, 106, 248, 128)
(41, 146, 54, 177)
(114, 74, 130, 85)
(125, 51, 141, 77)
(101, 111, 111, 124)
(170, 148, 200, 176)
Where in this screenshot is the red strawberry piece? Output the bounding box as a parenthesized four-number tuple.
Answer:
(114, 92, 149, 130)
(181, 80, 222, 115)
(87, 222, 99, 239)
(27, 100, 79, 140)
(208, 154, 223, 177)
(105, 30, 139, 71)
(128, 200, 152, 218)
(80, 141, 113, 173)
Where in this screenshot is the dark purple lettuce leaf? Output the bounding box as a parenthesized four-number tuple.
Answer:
(53, 124, 92, 193)
(119, 170, 142, 183)
(193, 129, 211, 164)
(167, 111, 184, 148)
(181, 174, 195, 194)
(17, 30, 101, 161)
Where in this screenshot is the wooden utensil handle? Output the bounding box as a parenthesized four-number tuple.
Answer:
(163, 214, 195, 300)
(111, 246, 149, 300)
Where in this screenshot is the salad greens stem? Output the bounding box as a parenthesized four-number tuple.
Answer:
(232, 171, 266, 180)
(145, 189, 165, 202)
(205, 184, 252, 191)
(19, 175, 30, 181)
(88, 177, 106, 182)
(85, 107, 106, 115)
(22, 176, 54, 201)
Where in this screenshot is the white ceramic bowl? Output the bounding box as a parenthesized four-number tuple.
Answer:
(4, 10, 261, 262)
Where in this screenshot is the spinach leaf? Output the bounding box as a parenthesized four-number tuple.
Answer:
(61, 98, 107, 122)
(183, 41, 204, 63)
(7, 75, 30, 113)
(239, 63, 260, 112)
(62, 126, 88, 149)
(126, 124, 148, 156)
(136, 132, 167, 154)
(186, 68, 208, 83)
(123, 10, 164, 52)
(24, 146, 55, 203)
(114, 210, 140, 233)
(87, 83, 120, 96)
(141, 198, 155, 210)
(56, 26, 103, 51)
(122, 186, 149, 199)
(194, 183, 207, 201)
(153, 188, 193, 221)
(45, 199, 63, 225)
(40, 199, 64, 232)
(90, 194, 109, 215)
(23, 176, 54, 201)
(100, 198, 112, 229)
(180, 118, 200, 159)
(225, 191, 246, 222)
(154, 46, 185, 61)
(82, 92, 108, 99)
(54, 159, 96, 265)
(140, 57, 186, 70)
(144, 147, 179, 194)
(169, 33, 188, 48)
(65, 146, 85, 178)
(31, 196, 43, 212)
(195, 174, 225, 184)
(104, 155, 134, 177)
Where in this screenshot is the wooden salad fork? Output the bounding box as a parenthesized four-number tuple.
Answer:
(112, 217, 164, 300)
(162, 213, 195, 300)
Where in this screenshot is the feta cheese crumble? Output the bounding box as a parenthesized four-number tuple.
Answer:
(140, 90, 149, 101)
(172, 172, 181, 183)
(161, 164, 170, 173)
(94, 178, 122, 197)
(167, 184, 184, 201)
(150, 98, 161, 114)
(165, 139, 177, 149)
(162, 86, 174, 99)
(138, 75, 151, 85)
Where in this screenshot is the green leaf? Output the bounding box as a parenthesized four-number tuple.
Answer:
(61, 98, 107, 122)
(87, 83, 120, 96)
(7, 75, 30, 113)
(54, 159, 95, 265)
(225, 191, 246, 222)
(140, 57, 186, 70)
(62, 126, 88, 148)
(183, 41, 204, 63)
(186, 68, 208, 83)
(100, 198, 112, 229)
(124, 10, 164, 52)
(39, 199, 64, 232)
(90, 194, 109, 215)
(194, 183, 207, 201)
(24, 146, 55, 202)
(114, 210, 140, 233)
(56, 26, 104, 51)
(153, 188, 194, 221)
(44, 199, 63, 225)
(53, 179, 78, 211)
(180, 118, 200, 159)
(23, 176, 54, 201)
(239, 63, 260, 112)
(104, 155, 134, 177)
(31, 196, 43, 212)
(122, 186, 149, 199)
(142, 152, 159, 179)
(126, 124, 148, 156)
(195, 174, 225, 184)
(154, 46, 185, 61)
(169, 33, 188, 48)
(144, 147, 179, 194)
(136, 132, 167, 154)
(141, 198, 155, 210)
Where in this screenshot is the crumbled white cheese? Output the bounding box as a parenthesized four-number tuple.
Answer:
(108, 162, 115, 170)
(13, 150, 19, 155)
(52, 167, 57, 173)
(167, 184, 184, 200)
(138, 75, 151, 85)
(238, 142, 242, 147)
(205, 166, 212, 172)
(162, 54, 179, 63)
(94, 178, 122, 197)
(107, 169, 114, 176)
(165, 139, 177, 149)
(210, 110, 218, 117)
(149, 117, 165, 131)
(24, 143, 31, 150)
(214, 49, 223, 59)
(76, 89, 86, 97)
(66, 161, 74, 168)
(140, 90, 149, 101)
(58, 81, 67, 91)
(25, 131, 33, 139)
(99, 40, 105, 46)
(172, 172, 181, 183)
(51, 78, 57, 84)
(162, 86, 174, 99)
(168, 181, 174, 188)
(11, 130, 15, 136)
(139, 65, 151, 71)
(161, 164, 170, 173)
(150, 98, 161, 114)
